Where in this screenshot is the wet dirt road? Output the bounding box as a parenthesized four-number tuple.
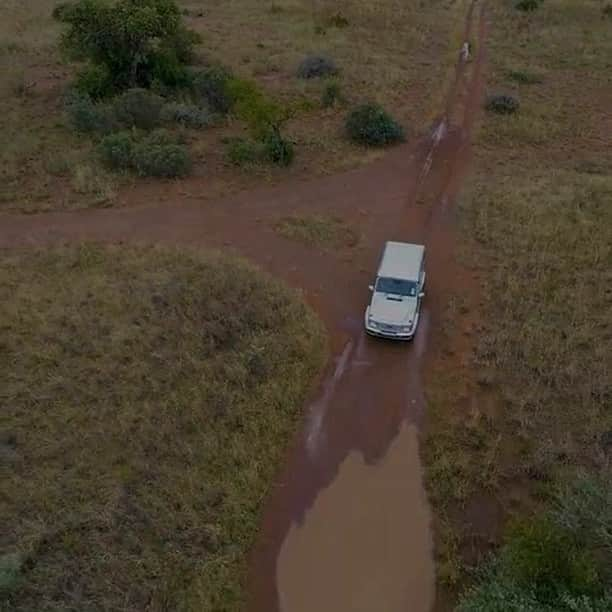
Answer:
(0, 2, 487, 611)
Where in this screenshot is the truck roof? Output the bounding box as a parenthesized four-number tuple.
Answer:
(377, 241, 425, 281)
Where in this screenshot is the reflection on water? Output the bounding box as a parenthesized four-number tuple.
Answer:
(277, 423, 434, 612)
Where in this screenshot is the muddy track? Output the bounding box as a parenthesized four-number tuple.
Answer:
(0, 2, 487, 610)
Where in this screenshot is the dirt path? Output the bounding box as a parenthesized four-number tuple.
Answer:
(0, 3, 487, 610)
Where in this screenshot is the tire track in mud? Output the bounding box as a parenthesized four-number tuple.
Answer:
(0, 3, 487, 611)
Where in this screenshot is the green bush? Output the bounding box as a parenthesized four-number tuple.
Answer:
(225, 138, 264, 166)
(149, 48, 193, 90)
(297, 54, 338, 79)
(192, 65, 234, 113)
(515, 0, 541, 11)
(65, 95, 117, 134)
(98, 131, 135, 170)
(322, 80, 343, 108)
(486, 94, 520, 114)
(159, 25, 201, 64)
(53, 0, 199, 91)
(225, 130, 293, 167)
(459, 472, 612, 612)
(0, 553, 23, 595)
(504, 518, 600, 600)
(507, 69, 544, 85)
(263, 129, 294, 166)
(345, 103, 405, 146)
(328, 12, 349, 28)
(161, 102, 212, 128)
(132, 132, 191, 177)
(73, 64, 115, 99)
(226, 77, 287, 137)
(113, 88, 164, 130)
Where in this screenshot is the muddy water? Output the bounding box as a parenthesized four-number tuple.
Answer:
(278, 425, 433, 612)
(248, 287, 437, 612)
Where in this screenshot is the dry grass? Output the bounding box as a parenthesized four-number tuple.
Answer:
(0, 0, 469, 212)
(1, 245, 326, 611)
(275, 214, 360, 248)
(423, 0, 612, 597)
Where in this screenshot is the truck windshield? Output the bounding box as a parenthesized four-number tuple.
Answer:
(376, 277, 418, 297)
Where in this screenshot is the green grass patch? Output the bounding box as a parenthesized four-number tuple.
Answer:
(275, 214, 360, 248)
(1, 245, 326, 611)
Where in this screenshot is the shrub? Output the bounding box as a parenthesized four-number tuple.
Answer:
(192, 65, 233, 113)
(225, 138, 264, 166)
(140, 129, 179, 147)
(161, 103, 212, 128)
(98, 131, 135, 169)
(328, 12, 349, 28)
(65, 95, 117, 134)
(515, 0, 541, 11)
(297, 54, 338, 79)
(507, 69, 544, 85)
(486, 94, 520, 114)
(345, 103, 405, 146)
(503, 517, 600, 600)
(552, 472, 612, 578)
(132, 132, 191, 177)
(73, 64, 115, 99)
(263, 129, 294, 166)
(459, 474, 612, 612)
(322, 80, 343, 108)
(53, 0, 199, 91)
(113, 88, 164, 130)
(160, 25, 201, 64)
(149, 48, 193, 90)
(0, 552, 23, 595)
(226, 77, 287, 138)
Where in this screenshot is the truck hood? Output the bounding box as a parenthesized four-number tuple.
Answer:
(369, 293, 418, 325)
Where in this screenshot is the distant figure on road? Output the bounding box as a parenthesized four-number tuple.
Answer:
(461, 42, 470, 61)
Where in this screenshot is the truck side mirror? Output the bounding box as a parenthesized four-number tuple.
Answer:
(419, 292, 425, 298)
(368, 285, 374, 292)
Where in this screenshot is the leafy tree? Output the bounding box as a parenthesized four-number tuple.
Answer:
(53, 0, 200, 95)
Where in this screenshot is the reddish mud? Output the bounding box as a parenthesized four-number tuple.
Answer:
(0, 3, 487, 611)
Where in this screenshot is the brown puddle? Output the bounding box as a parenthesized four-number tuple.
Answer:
(278, 424, 434, 612)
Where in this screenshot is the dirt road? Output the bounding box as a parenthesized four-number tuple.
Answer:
(0, 2, 487, 610)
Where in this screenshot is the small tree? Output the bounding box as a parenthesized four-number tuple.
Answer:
(346, 103, 405, 146)
(53, 0, 200, 95)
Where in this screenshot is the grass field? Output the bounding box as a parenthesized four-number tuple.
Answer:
(0, 245, 326, 611)
(423, 0, 612, 602)
(0, 0, 468, 213)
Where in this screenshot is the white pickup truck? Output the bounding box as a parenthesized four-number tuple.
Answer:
(364, 241, 426, 340)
